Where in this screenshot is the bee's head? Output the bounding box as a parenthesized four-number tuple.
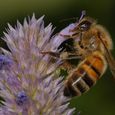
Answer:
(71, 11, 97, 32)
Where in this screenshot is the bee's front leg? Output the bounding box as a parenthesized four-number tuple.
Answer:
(40, 51, 60, 59)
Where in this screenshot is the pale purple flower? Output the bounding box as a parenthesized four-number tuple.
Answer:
(0, 54, 13, 70)
(0, 15, 75, 115)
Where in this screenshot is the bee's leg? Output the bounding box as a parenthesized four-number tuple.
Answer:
(64, 52, 82, 60)
(63, 56, 82, 60)
(40, 51, 60, 59)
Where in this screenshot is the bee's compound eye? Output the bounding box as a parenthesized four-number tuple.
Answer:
(79, 21, 91, 31)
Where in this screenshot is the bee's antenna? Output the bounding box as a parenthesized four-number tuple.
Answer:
(79, 10, 86, 21)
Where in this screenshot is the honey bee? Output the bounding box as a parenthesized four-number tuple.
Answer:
(41, 11, 115, 97)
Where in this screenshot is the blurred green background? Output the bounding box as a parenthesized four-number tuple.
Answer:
(0, 0, 115, 115)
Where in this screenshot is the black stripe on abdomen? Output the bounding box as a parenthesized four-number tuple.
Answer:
(78, 67, 94, 87)
(82, 73, 95, 87)
(71, 68, 90, 94)
(85, 60, 101, 77)
(76, 81, 87, 93)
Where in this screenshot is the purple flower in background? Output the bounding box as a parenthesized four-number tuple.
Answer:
(0, 15, 75, 115)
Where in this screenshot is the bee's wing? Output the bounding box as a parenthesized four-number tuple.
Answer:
(105, 50, 115, 79)
(98, 36, 115, 79)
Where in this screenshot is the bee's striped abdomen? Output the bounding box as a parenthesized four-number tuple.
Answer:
(64, 51, 107, 97)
